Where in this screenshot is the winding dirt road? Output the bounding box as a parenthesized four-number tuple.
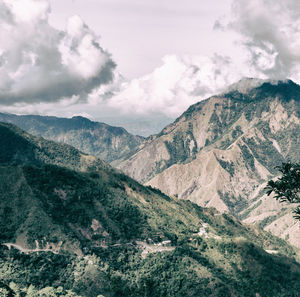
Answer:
(2, 243, 59, 254)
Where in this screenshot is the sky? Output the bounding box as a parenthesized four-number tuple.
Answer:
(0, 0, 300, 135)
(49, 0, 237, 79)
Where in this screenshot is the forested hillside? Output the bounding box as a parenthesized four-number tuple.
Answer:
(1, 122, 300, 297)
(0, 114, 144, 164)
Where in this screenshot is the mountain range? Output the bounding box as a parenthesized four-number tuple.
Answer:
(1, 121, 300, 296)
(1, 79, 300, 250)
(118, 78, 300, 247)
(1, 77, 300, 296)
(0, 113, 144, 165)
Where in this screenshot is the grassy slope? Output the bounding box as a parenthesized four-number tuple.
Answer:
(0, 113, 144, 164)
(0, 122, 300, 297)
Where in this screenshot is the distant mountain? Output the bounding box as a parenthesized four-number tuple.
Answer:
(1, 122, 300, 297)
(100, 113, 174, 137)
(0, 113, 144, 164)
(0, 122, 109, 171)
(118, 78, 300, 247)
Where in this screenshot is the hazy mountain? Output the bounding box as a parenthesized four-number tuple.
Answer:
(0, 113, 144, 164)
(118, 78, 300, 247)
(99, 113, 174, 137)
(1, 122, 300, 297)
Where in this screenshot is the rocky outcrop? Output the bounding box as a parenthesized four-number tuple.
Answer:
(118, 79, 300, 247)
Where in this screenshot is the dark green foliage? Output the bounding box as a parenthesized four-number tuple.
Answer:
(180, 101, 205, 121)
(204, 102, 244, 149)
(231, 125, 243, 140)
(238, 200, 262, 220)
(205, 139, 211, 146)
(238, 143, 255, 171)
(225, 80, 300, 104)
(217, 158, 235, 176)
(258, 215, 279, 229)
(208, 110, 225, 143)
(0, 282, 15, 297)
(1, 123, 300, 297)
(0, 124, 37, 165)
(1, 210, 300, 297)
(266, 162, 300, 220)
(274, 124, 300, 161)
(244, 135, 284, 174)
(217, 191, 248, 215)
(254, 80, 300, 103)
(146, 185, 171, 201)
(164, 129, 197, 167)
(21, 164, 148, 242)
(0, 122, 109, 173)
(219, 138, 232, 150)
(2, 226, 300, 297)
(0, 114, 144, 164)
(164, 134, 187, 164)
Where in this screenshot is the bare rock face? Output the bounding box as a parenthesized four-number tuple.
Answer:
(118, 79, 300, 247)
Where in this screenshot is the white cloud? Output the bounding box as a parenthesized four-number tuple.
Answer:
(0, 95, 80, 116)
(3, 0, 50, 23)
(59, 15, 110, 79)
(0, 0, 116, 106)
(2, 0, 300, 124)
(108, 54, 242, 117)
(224, 0, 300, 82)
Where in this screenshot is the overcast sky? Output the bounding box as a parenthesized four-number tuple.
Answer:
(0, 0, 300, 134)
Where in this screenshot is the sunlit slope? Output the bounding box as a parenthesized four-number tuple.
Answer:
(118, 79, 300, 247)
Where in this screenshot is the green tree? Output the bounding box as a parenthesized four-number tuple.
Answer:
(266, 162, 300, 220)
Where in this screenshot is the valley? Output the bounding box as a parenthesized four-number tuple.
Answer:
(0, 79, 300, 296)
(0, 120, 300, 296)
(1, 0, 300, 295)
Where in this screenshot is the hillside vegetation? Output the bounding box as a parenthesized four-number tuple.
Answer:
(0, 114, 144, 164)
(118, 79, 300, 247)
(1, 122, 300, 296)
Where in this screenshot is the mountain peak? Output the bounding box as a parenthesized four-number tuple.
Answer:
(118, 75, 300, 249)
(0, 121, 108, 171)
(226, 77, 266, 94)
(71, 115, 90, 120)
(71, 115, 93, 123)
(222, 77, 300, 103)
(225, 77, 297, 94)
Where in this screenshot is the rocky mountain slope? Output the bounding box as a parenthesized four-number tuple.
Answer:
(0, 113, 144, 164)
(1, 122, 300, 297)
(118, 78, 300, 247)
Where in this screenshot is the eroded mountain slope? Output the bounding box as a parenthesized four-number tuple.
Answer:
(118, 79, 300, 247)
(1, 122, 300, 297)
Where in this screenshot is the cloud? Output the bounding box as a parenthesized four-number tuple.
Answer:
(222, 0, 300, 82)
(108, 54, 242, 117)
(0, 0, 116, 106)
(4, 0, 300, 123)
